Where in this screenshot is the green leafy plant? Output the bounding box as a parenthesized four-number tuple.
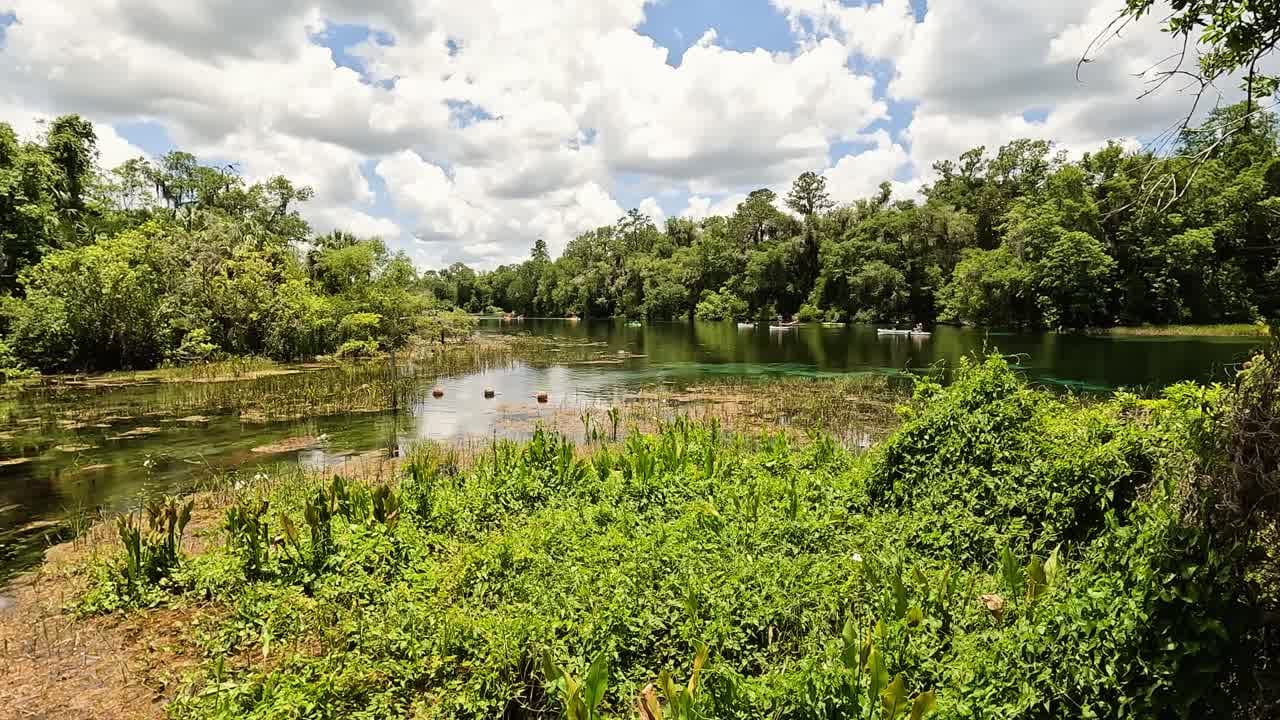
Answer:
(111, 496, 195, 600)
(543, 650, 610, 720)
(371, 485, 401, 530)
(224, 498, 271, 579)
(639, 642, 709, 720)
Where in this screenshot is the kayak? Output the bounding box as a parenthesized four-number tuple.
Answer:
(877, 328, 931, 337)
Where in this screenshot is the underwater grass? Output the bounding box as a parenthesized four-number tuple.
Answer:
(1093, 323, 1270, 337)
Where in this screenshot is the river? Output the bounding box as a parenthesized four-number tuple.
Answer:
(0, 319, 1261, 579)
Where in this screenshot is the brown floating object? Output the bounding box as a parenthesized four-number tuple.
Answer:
(432, 387, 445, 398)
(483, 387, 495, 398)
(536, 391, 549, 403)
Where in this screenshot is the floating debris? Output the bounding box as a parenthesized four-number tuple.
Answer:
(54, 444, 96, 453)
(0, 457, 32, 467)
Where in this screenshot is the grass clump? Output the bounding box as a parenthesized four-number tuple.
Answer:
(74, 355, 1275, 719)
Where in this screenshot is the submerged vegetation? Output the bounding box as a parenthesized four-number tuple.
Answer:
(3, 354, 1269, 718)
(1096, 323, 1272, 337)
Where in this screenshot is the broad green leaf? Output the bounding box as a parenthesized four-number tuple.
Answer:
(909, 689, 937, 720)
(868, 647, 889, 705)
(585, 650, 609, 710)
(880, 673, 907, 719)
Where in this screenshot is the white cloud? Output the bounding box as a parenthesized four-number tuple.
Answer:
(823, 130, 910, 204)
(0, 0, 1261, 267)
(375, 149, 623, 265)
(772, 0, 917, 60)
(682, 193, 747, 221)
(638, 197, 667, 226)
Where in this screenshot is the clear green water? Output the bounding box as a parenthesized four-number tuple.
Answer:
(0, 319, 1261, 580)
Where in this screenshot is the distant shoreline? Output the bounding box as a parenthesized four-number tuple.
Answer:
(478, 315, 1272, 338)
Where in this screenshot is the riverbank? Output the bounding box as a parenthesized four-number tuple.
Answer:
(3, 355, 1275, 719)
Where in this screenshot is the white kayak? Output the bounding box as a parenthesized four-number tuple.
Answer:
(877, 328, 931, 337)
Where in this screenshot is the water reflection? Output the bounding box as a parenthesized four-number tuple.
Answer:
(492, 319, 1258, 391)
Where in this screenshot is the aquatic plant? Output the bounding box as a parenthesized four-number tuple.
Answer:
(224, 498, 271, 579)
(99, 495, 194, 606)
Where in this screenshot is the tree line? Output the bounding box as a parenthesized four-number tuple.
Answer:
(432, 103, 1280, 329)
(1, 103, 1277, 373)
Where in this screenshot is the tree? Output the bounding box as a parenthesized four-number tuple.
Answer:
(732, 189, 785, 248)
(785, 171, 833, 217)
(44, 115, 98, 216)
(1111, 1, 1280, 118)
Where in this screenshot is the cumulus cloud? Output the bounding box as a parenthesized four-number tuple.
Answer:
(375, 149, 624, 266)
(772, 0, 917, 60)
(0, 0, 1258, 267)
(682, 194, 747, 221)
(823, 130, 910, 204)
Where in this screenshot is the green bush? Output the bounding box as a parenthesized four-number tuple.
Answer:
(335, 339, 380, 359)
(11, 222, 180, 371)
(795, 303, 822, 322)
(867, 355, 1155, 561)
(695, 289, 749, 321)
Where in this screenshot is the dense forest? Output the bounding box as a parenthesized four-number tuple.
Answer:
(1, 103, 1278, 374)
(444, 102, 1280, 328)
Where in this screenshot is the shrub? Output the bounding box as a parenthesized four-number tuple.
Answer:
(335, 339, 380, 358)
(695, 289, 748, 321)
(866, 355, 1154, 561)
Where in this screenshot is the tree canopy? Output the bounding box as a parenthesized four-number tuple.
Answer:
(1, 104, 1278, 373)
(0, 116, 455, 373)
(448, 102, 1280, 329)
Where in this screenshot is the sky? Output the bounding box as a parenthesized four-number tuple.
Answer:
(0, 1, 1239, 269)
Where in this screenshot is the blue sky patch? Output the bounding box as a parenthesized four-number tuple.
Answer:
(638, 0, 796, 66)
(0, 11, 16, 49)
(115, 120, 176, 159)
(310, 22, 394, 83)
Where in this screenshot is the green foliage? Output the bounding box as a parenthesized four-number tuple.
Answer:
(543, 650, 611, 720)
(867, 355, 1158, 560)
(334, 339, 380, 359)
(84, 496, 194, 610)
(0, 120, 450, 372)
(225, 498, 272, 580)
(77, 356, 1268, 719)
(695, 288, 749, 321)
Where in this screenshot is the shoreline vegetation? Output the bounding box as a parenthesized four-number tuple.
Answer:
(4, 103, 1280, 382)
(3, 353, 1278, 719)
(1091, 323, 1272, 338)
